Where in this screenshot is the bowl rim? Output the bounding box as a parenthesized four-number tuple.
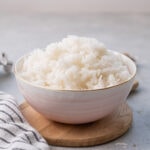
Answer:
(14, 50, 137, 92)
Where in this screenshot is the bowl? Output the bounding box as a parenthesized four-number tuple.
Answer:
(14, 50, 136, 124)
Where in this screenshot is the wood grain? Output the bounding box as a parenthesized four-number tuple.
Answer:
(19, 102, 132, 147)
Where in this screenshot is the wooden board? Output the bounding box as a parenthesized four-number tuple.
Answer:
(19, 102, 132, 147)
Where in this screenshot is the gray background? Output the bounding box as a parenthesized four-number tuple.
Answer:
(1, 0, 150, 13)
(0, 12, 149, 150)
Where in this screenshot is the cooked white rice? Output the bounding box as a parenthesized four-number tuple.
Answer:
(19, 36, 131, 90)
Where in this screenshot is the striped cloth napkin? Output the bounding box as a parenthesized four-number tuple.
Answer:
(0, 91, 50, 150)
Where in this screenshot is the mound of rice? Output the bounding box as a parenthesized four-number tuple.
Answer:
(19, 36, 131, 90)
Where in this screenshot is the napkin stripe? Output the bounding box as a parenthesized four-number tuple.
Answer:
(0, 138, 26, 145)
(0, 125, 46, 148)
(0, 92, 50, 150)
(0, 123, 29, 144)
(4, 99, 18, 107)
(0, 143, 27, 150)
(0, 103, 24, 123)
(0, 137, 10, 143)
(0, 118, 6, 123)
(24, 133, 32, 144)
(13, 124, 40, 142)
(0, 122, 45, 144)
(0, 127, 16, 137)
(0, 110, 15, 122)
(0, 124, 28, 143)
(0, 98, 17, 108)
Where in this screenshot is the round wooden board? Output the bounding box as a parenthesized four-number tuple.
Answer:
(19, 102, 132, 147)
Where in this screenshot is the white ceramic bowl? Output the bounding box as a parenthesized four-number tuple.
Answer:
(14, 51, 136, 124)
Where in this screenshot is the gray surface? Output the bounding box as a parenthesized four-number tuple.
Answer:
(0, 13, 149, 150)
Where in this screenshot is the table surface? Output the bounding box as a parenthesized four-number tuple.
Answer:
(0, 13, 149, 150)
